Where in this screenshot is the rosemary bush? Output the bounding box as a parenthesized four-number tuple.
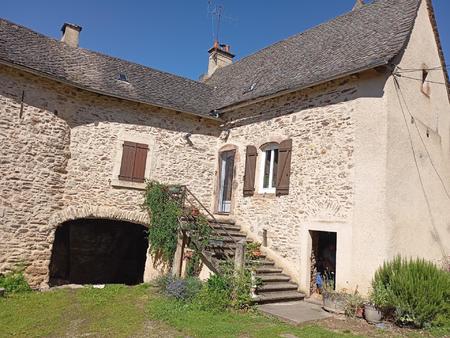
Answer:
(372, 256, 450, 328)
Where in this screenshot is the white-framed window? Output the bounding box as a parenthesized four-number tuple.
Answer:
(259, 143, 279, 193)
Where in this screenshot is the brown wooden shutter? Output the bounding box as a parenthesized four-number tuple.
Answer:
(243, 145, 257, 197)
(276, 139, 292, 196)
(132, 143, 148, 183)
(118, 141, 148, 182)
(118, 141, 137, 181)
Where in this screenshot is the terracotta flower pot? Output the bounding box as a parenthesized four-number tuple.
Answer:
(355, 306, 364, 318)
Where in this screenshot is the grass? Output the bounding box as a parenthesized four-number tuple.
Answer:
(0, 284, 176, 338)
(148, 295, 359, 338)
(0, 284, 447, 337)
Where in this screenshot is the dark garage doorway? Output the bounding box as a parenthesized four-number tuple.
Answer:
(49, 219, 148, 286)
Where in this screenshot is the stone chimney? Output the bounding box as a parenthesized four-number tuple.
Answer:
(353, 0, 365, 10)
(61, 23, 82, 48)
(207, 41, 234, 77)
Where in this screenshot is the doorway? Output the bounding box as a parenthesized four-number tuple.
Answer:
(309, 231, 337, 294)
(49, 218, 148, 286)
(217, 150, 235, 214)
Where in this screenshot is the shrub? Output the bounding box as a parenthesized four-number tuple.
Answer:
(230, 269, 253, 310)
(0, 266, 31, 294)
(369, 278, 390, 309)
(344, 291, 364, 318)
(155, 275, 202, 301)
(372, 256, 450, 328)
(193, 283, 230, 312)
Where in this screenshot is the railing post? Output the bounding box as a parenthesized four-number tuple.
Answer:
(172, 230, 187, 277)
(234, 239, 246, 272)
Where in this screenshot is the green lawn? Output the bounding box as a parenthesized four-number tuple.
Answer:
(0, 284, 441, 338)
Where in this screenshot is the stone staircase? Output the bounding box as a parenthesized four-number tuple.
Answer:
(207, 219, 305, 304)
(171, 185, 304, 304)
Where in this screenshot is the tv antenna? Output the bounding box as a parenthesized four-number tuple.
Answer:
(207, 1, 236, 43)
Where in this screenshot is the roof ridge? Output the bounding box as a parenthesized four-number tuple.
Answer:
(0, 17, 212, 90)
(207, 0, 384, 79)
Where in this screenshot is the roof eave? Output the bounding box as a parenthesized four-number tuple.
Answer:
(216, 60, 391, 114)
(0, 59, 222, 122)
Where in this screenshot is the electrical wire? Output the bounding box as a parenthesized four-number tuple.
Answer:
(392, 77, 448, 260)
(393, 73, 448, 86)
(393, 77, 450, 200)
(396, 65, 444, 72)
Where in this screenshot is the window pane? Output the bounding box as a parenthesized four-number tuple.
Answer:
(263, 150, 272, 188)
(272, 149, 279, 188)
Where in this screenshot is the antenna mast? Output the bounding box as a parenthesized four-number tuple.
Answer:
(208, 1, 224, 43)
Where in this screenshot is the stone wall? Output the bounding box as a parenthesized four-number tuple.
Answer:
(0, 64, 219, 287)
(217, 76, 361, 286)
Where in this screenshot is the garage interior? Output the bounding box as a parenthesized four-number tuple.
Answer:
(49, 218, 148, 286)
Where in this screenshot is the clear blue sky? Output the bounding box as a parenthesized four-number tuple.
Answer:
(2, 0, 449, 80)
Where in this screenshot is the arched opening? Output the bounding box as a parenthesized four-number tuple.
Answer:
(49, 218, 148, 286)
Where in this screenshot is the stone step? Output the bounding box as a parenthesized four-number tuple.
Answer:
(255, 267, 283, 274)
(208, 218, 236, 225)
(257, 282, 298, 292)
(253, 291, 305, 304)
(213, 230, 246, 238)
(216, 237, 252, 244)
(210, 223, 241, 232)
(247, 259, 274, 266)
(256, 274, 291, 282)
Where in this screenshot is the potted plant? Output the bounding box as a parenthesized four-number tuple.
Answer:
(190, 207, 200, 217)
(344, 289, 365, 318)
(364, 280, 389, 323)
(246, 242, 262, 259)
(321, 278, 348, 314)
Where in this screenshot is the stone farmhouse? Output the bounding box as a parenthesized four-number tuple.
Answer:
(1, 0, 449, 301)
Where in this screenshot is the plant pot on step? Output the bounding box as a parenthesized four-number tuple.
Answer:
(190, 207, 200, 217)
(364, 303, 383, 323)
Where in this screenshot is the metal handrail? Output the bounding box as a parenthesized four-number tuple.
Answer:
(182, 186, 237, 245)
(168, 185, 238, 263)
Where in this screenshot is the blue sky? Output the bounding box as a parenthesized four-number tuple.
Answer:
(2, 1, 449, 80)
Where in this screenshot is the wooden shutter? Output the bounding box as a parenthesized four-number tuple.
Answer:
(243, 145, 257, 197)
(118, 141, 148, 182)
(276, 139, 292, 196)
(119, 141, 137, 181)
(132, 143, 148, 183)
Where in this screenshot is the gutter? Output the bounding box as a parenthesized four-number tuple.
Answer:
(0, 59, 222, 122)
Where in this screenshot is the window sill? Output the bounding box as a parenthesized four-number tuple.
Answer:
(253, 192, 277, 199)
(111, 179, 146, 190)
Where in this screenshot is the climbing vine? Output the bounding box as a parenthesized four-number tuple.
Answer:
(143, 181, 213, 266)
(143, 181, 182, 264)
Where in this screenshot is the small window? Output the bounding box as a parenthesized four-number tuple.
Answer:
(118, 141, 148, 183)
(118, 73, 128, 82)
(259, 143, 279, 193)
(421, 69, 431, 96)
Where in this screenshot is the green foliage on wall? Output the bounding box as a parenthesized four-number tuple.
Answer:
(143, 181, 182, 264)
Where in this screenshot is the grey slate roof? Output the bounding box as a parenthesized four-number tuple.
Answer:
(206, 0, 421, 110)
(0, 19, 215, 117)
(0, 0, 424, 116)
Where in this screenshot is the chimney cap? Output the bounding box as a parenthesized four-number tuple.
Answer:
(61, 22, 82, 33)
(208, 41, 235, 58)
(352, 0, 365, 10)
